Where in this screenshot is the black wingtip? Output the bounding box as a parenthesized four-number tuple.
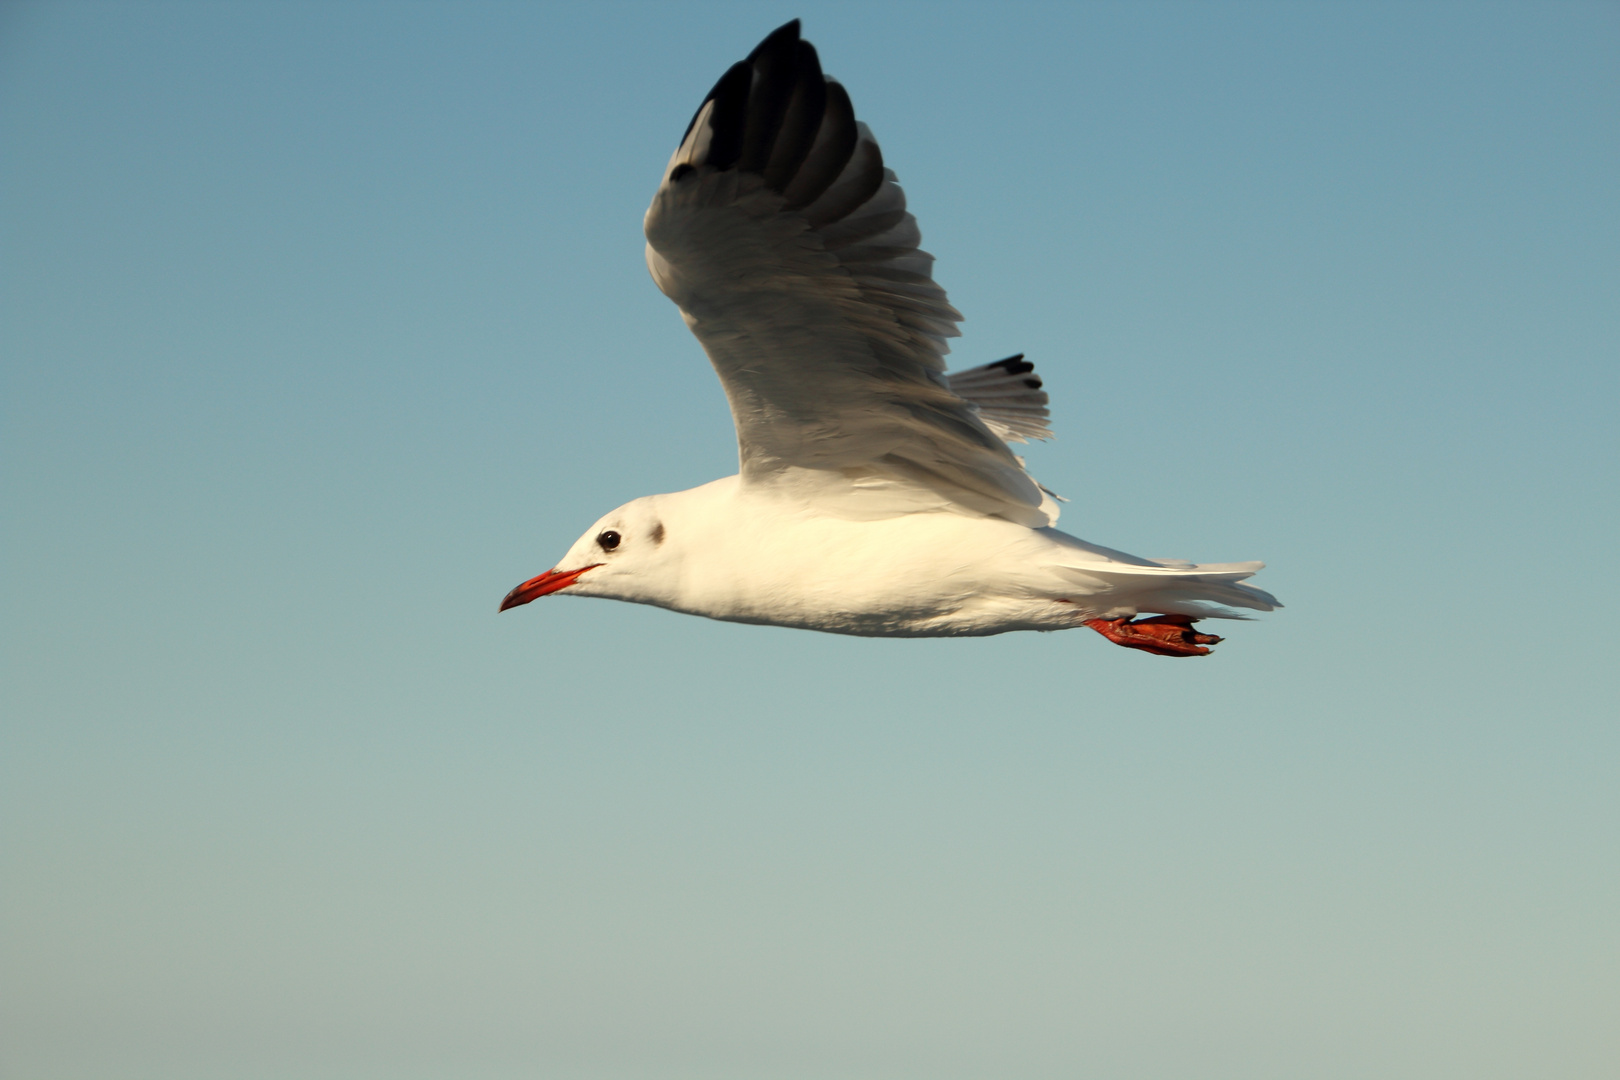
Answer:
(990, 354, 1035, 376)
(737, 21, 823, 175)
(682, 21, 807, 170)
(697, 59, 753, 171)
(676, 20, 864, 204)
(749, 19, 802, 59)
(686, 22, 806, 173)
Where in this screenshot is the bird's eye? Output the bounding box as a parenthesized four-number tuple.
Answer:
(597, 530, 621, 551)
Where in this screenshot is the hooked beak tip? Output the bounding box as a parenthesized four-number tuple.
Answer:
(498, 565, 599, 612)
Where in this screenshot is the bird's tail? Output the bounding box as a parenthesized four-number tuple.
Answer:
(1054, 560, 1281, 620)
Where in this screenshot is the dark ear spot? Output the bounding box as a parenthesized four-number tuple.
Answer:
(670, 163, 696, 183)
(650, 521, 666, 545)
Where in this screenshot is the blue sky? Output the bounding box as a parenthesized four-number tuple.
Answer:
(3, 2, 1617, 1078)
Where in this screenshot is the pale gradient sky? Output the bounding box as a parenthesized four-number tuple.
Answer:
(3, 3, 1617, 1079)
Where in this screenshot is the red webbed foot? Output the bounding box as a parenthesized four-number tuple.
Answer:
(1083, 614, 1224, 657)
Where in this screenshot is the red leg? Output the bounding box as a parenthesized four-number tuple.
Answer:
(1083, 614, 1224, 657)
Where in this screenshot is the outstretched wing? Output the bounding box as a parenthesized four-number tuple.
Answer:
(946, 355, 1053, 445)
(643, 20, 1051, 526)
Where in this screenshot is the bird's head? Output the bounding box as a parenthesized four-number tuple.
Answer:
(498, 495, 674, 611)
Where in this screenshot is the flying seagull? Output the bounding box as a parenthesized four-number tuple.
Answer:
(500, 20, 1279, 657)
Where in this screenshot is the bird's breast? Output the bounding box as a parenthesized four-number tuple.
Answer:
(657, 501, 1085, 637)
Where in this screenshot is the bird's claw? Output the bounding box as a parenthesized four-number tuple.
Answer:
(1083, 614, 1223, 657)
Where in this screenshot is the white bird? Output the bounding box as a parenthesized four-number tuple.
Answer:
(501, 20, 1279, 657)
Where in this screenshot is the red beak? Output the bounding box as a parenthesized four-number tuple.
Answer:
(498, 565, 600, 611)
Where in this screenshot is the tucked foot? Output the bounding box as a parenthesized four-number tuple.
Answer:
(1083, 614, 1224, 658)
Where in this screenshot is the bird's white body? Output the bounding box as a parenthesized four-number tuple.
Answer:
(501, 22, 1279, 656)
(552, 475, 1275, 638)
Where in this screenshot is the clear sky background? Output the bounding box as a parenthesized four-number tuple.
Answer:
(3, 2, 1616, 1079)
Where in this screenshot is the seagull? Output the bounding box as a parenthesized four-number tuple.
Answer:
(500, 20, 1279, 657)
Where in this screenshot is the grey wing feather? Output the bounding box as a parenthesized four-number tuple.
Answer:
(643, 20, 1052, 525)
(945, 354, 1054, 445)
